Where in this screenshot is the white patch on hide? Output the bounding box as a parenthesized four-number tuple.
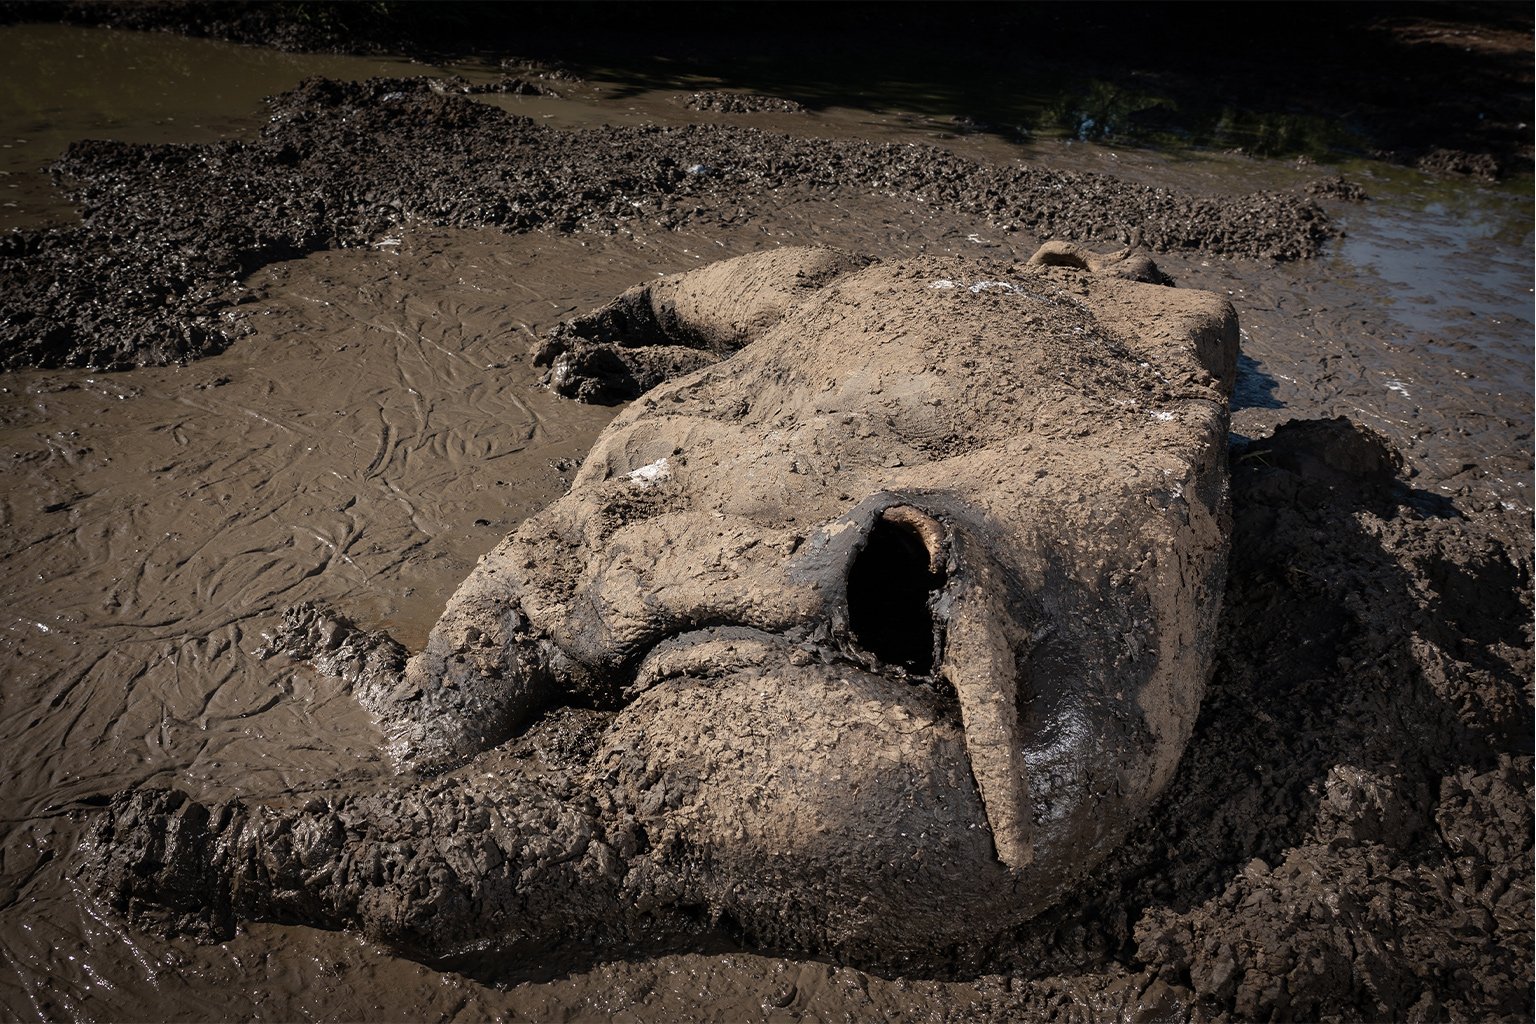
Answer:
(626, 458, 673, 487)
(968, 280, 1018, 294)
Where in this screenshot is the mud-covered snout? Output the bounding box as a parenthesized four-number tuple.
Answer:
(581, 490, 1121, 953)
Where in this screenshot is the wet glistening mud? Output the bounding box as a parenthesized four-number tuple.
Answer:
(0, 15, 1530, 1024)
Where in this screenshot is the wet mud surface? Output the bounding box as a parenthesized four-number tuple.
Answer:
(0, 16, 1532, 1024)
(2, 74, 1333, 371)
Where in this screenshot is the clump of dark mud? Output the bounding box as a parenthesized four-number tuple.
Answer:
(1414, 147, 1504, 182)
(955, 418, 1533, 1022)
(0, 75, 1333, 370)
(498, 55, 583, 84)
(1304, 174, 1369, 201)
(680, 91, 806, 114)
(463, 75, 558, 97)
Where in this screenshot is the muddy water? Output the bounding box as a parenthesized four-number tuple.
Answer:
(1172, 167, 1534, 517)
(0, 23, 451, 230)
(0, 24, 1531, 1024)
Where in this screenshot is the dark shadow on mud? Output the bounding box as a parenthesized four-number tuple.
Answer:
(1231, 351, 1283, 411)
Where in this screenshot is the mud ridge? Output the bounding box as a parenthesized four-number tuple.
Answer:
(1, 75, 1333, 371)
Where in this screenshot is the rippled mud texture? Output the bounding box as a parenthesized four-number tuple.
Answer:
(2, 221, 1529, 1020)
(0, 74, 1332, 370)
(0, 15, 1530, 1020)
(84, 246, 1240, 974)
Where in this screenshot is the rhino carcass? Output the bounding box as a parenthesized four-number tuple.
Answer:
(85, 244, 1238, 972)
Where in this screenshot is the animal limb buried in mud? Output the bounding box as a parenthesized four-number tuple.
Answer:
(83, 242, 1240, 973)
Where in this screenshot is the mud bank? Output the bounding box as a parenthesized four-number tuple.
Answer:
(6, 2, 1530, 177)
(0, 23, 1530, 1024)
(0, 75, 1333, 370)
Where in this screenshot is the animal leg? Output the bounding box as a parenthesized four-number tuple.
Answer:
(263, 543, 560, 775)
(84, 771, 635, 964)
(532, 246, 872, 402)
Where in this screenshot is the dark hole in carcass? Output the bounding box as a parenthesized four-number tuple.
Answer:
(847, 514, 944, 673)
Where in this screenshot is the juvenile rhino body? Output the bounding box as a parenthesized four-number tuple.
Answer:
(87, 245, 1239, 971)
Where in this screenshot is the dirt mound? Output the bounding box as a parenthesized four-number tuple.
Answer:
(970, 418, 1533, 1021)
(0, 75, 1332, 371)
(1415, 147, 1504, 181)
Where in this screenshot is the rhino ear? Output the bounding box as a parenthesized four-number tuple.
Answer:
(1111, 284, 1240, 399)
(1027, 240, 1169, 285)
(1028, 241, 1240, 399)
(1182, 295, 1241, 397)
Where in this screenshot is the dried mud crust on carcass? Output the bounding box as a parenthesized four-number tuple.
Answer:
(85, 244, 1242, 973)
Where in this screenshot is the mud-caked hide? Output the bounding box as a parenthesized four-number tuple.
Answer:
(474, 248, 1237, 957)
(88, 245, 1240, 971)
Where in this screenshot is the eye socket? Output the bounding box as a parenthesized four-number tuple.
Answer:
(846, 507, 946, 674)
